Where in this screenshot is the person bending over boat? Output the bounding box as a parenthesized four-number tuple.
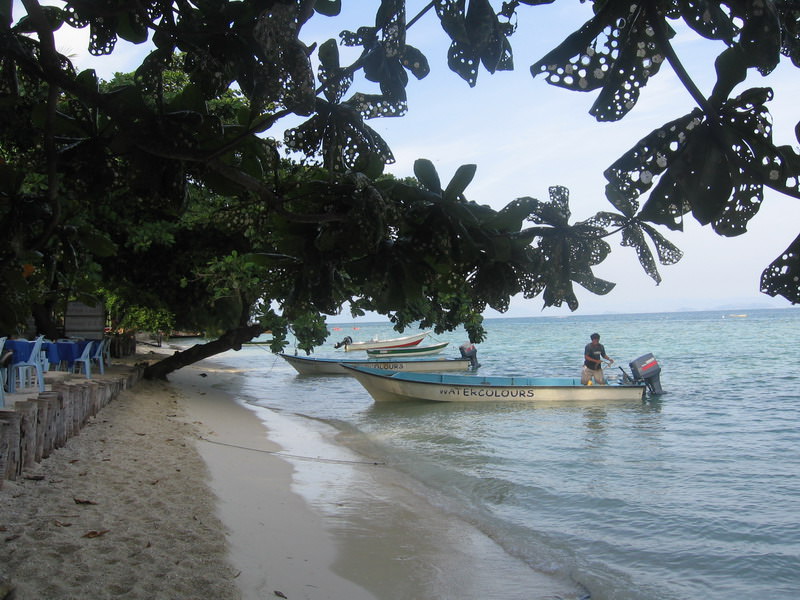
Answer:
(582, 333, 614, 385)
(459, 342, 480, 369)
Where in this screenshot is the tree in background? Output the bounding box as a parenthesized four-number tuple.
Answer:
(1, 1, 798, 379)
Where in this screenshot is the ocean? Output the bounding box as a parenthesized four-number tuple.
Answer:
(192, 307, 800, 600)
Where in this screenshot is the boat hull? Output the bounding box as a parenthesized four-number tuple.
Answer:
(343, 331, 429, 352)
(366, 341, 448, 357)
(279, 353, 472, 375)
(344, 366, 646, 403)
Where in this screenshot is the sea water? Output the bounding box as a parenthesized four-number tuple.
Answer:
(195, 308, 800, 600)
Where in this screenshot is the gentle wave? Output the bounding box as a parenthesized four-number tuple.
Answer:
(216, 307, 800, 599)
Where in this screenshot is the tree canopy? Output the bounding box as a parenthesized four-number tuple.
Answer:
(1, 0, 798, 378)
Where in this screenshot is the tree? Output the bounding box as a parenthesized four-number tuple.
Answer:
(1, 1, 798, 379)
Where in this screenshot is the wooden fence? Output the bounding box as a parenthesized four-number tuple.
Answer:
(0, 366, 144, 486)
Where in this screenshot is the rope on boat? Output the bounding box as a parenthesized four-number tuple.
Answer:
(197, 435, 386, 466)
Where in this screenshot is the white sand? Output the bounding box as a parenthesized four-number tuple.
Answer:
(1, 347, 588, 599)
(0, 366, 239, 598)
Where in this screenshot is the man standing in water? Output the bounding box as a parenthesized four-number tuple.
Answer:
(582, 333, 614, 385)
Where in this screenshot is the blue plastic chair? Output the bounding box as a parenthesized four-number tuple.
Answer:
(72, 340, 94, 379)
(90, 338, 108, 375)
(8, 335, 46, 393)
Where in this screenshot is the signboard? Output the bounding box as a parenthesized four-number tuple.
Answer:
(64, 302, 105, 339)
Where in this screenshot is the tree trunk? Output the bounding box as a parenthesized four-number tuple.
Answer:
(31, 302, 60, 340)
(142, 323, 265, 380)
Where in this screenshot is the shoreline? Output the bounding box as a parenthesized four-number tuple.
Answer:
(174, 351, 587, 600)
(2, 346, 587, 599)
(168, 361, 380, 599)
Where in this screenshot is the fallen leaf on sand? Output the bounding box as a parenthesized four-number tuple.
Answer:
(82, 530, 110, 538)
(54, 520, 72, 527)
(73, 498, 98, 505)
(274, 591, 287, 599)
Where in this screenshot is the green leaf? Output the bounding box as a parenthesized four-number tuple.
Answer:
(1, 0, 11, 27)
(573, 269, 616, 296)
(75, 69, 99, 94)
(116, 11, 149, 44)
(401, 45, 430, 79)
(486, 197, 537, 231)
(318, 38, 340, 70)
(352, 151, 386, 179)
(80, 231, 117, 257)
(710, 47, 748, 107)
(168, 83, 207, 112)
(0, 163, 24, 196)
(245, 253, 298, 268)
(760, 234, 800, 304)
(12, 6, 64, 33)
(314, 0, 341, 17)
(687, 139, 732, 225)
(413, 159, 441, 193)
(444, 164, 476, 200)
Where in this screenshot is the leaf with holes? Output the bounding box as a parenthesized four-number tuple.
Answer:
(318, 39, 352, 104)
(530, 2, 674, 121)
(605, 110, 703, 208)
(284, 100, 394, 172)
(761, 234, 800, 304)
(608, 88, 799, 236)
(524, 187, 613, 310)
(436, 0, 513, 87)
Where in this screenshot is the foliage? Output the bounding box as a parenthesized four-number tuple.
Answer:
(104, 291, 174, 335)
(1, 1, 799, 373)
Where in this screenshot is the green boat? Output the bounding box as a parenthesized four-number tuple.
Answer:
(365, 341, 448, 358)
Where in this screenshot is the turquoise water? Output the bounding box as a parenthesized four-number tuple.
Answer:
(208, 308, 800, 599)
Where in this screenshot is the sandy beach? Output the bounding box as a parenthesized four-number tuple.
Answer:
(1, 345, 587, 600)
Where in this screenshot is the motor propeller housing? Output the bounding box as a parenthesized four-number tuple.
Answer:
(629, 353, 664, 395)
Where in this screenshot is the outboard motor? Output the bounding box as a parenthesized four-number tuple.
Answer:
(459, 342, 480, 369)
(629, 353, 664, 395)
(333, 335, 353, 349)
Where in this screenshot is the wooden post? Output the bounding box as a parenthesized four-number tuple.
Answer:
(53, 389, 67, 449)
(14, 401, 38, 470)
(75, 383, 88, 430)
(0, 420, 11, 487)
(87, 381, 99, 417)
(38, 392, 60, 456)
(34, 396, 52, 461)
(58, 384, 77, 441)
(0, 368, 149, 482)
(0, 411, 21, 480)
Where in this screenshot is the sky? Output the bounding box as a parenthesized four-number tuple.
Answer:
(20, 1, 800, 318)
